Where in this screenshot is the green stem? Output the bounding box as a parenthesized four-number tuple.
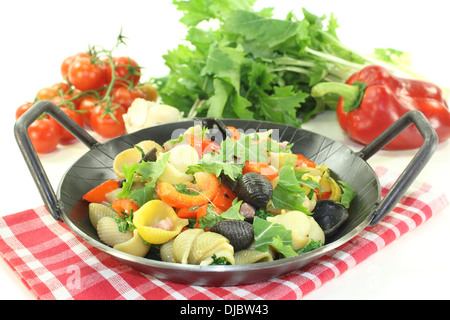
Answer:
(311, 81, 367, 112)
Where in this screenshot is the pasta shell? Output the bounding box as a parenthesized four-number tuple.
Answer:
(89, 203, 118, 229)
(135, 140, 164, 155)
(97, 216, 133, 247)
(267, 211, 311, 250)
(308, 217, 325, 244)
(113, 140, 163, 178)
(234, 249, 274, 265)
(132, 200, 188, 244)
(113, 229, 150, 257)
(188, 232, 235, 265)
(268, 152, 297, 171)
(173, 228, 204, 264)
(158, 161, 194, 185)
(168, 144, 199, 173)
(160, 239, 175, 262)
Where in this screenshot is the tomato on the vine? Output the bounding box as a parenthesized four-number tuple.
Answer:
(49, 107, 84, 144)
(28, 118, 61, 153)
(51, 82, 71, 95)
(16, 102, 33, 119)
(68, 57, 107, 91)
(78, 96, 100, 127)
(61, 52, 88, 79)
(90, 103, 126, 138)
(105, 56, 141, 88)
(112, 86, 144, 110)
(36, 87, 59, 101)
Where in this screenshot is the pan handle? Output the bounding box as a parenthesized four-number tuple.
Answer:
(14, 100, 99, 221)
(355, 110, 438, 226)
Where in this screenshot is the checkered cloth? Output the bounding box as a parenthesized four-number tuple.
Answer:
(0, 166, 448, 300)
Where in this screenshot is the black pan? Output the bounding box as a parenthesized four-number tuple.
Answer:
(14, 100, 437, 286)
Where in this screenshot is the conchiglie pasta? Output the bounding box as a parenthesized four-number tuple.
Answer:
(97, 216, 133, 247)
(308, 217, 325, 244)
(158, 161, 194, 185)
(113, 229, 151, 257)
(234, 249, 273, 265)
(188, 232, 235, 265)
(168, 144, 199, 173)
(112, 140, 164, 179)
(89, 203, 118, 229)
(173, 228, 205, 264)
(267, 211, 311, 250)
(132, 200, 188, 244)
(160, 239, 175, 263)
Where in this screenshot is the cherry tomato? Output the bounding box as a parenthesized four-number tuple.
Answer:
(51, 95, 76, 109)
(16, 102, 33, 119)
(78, 96, 100, 127)
(36, 87, 58, 101)
(105, 56, 141, 88)
(68, 57, 106, 91)
(112, 86, 144, 110)
(49, 107, 84, 144)
(51, 82, 71, 94)
(90, 103, 126, 138)
(60, 52, 88, 79)
(28, 118, 61, 153)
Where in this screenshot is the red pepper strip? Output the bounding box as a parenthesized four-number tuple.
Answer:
(177, 206, 200, 219)
(82, 180, 119, 203)
(295, 154, 316, 168)
(211, 183, 236, 211)
(112, 198, 139, 218)
(226, 126, 240, 141)
(242, 161, 278, 181)
(195, 204, 222, 229)
(156, 172, 219, 209)
(314, 188, 331, 200)
(311, 65, 450, 150)
(184, 133, 221, 157)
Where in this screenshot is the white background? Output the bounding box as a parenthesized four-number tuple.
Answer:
(0, 0, 449, 299)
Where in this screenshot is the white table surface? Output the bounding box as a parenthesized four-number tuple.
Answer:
(1, 0, 449, 300)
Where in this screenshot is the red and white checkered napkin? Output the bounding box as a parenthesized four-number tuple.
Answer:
(0, 166, 448, 300)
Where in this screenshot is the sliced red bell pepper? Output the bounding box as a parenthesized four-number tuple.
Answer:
(184, 133, 221, 156)
(211, 183, 236, 211)
(156, 172, 219, 208)
(82, 180, 119, 203)
(295, 154, 316, 168)
(112, 198, 139, 218)
(226, 126, 240, 141)
(311, 65, 450, 150)
(194, 204, 222, 229)
(242, 161, 278, 181)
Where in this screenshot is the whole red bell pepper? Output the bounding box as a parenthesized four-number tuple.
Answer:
(311, 65, 450, 149)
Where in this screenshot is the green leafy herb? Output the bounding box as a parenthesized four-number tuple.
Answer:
(198, 200, 244, 229)
(155, 1, 410, 125)
(186, 161, 243, 181)
(209, 254, 232, 265)
(117, 152, 170, 206)
(337, 180, 356, 209)
(297, 239, 323, 254)
(271, 160, 309, 213)
(253, 216, 293, 253)
(254, 208, 275, 220)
